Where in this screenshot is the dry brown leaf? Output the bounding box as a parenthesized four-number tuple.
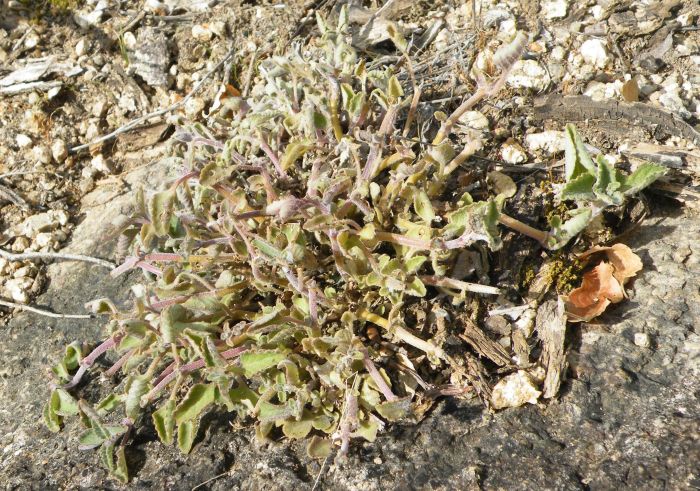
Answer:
(579, 243, 642, 285)
(565, 262, 625, 322)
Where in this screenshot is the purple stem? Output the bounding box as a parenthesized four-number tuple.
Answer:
(104, 349, 135, 377)
(61, 335, 123, 389)
(361, 348, 398, 402)
(144, 346, 248, 402)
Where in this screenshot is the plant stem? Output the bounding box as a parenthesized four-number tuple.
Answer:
(144, 346, 248, 403)
(498, 213, 550, 245)
(0, 248, 115, 269)
(420, 275, 501, 295)
(357, 308, 445, 360)
(0, 299, 93, 319)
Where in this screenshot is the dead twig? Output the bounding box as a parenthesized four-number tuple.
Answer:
(70, 45, 236, 153)
(0, 299, 93, 319)
(0, 183, 29, 209)
(0, 248, 115, 269)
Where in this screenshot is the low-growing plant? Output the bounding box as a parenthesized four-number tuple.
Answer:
(44, 11, 665, 482)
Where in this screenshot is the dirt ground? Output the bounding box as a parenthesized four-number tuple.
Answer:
(1, 0, 699, 489)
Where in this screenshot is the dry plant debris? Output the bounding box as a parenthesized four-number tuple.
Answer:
(564, 243, 643, 322)
(42, 11, 666, 482)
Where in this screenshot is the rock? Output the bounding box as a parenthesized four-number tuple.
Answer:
(34, 232, 54, 249)
(525, 131, 566, 154)
(51, 139, 68, 163)
(24, 32, 40, 49)
(491, 370, 541, 409)
(73, 1, 108, 28)
(18, 213, 60, 238)
(501, 139, 527, 164)
(12, 265, 35, 279)
(31, 145, 52, 165)
(457, 111, 489, 130)
(16, 134, 32, 148)
(185, 97, 206, 119)
(634, 332, 651, 348)
(130, 27, 170, 87)
(540, 0, 568, 20)
(11, 236, 30, 252)
(658, 91, 691, 120)
(122, 32, 137, 50)
(507, 60, 550, 91)
(192, 24, 213, 42)
(91, 154, 116, 175)
(580, 39, 609, 69)
(75, 38, 88, 57)
(4, 277, 33, 303)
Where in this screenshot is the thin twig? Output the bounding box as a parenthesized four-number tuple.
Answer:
(0, 299, 93, 319)
(0, 183, 29, 209)
(0, 248, 115, 269)
(70, 45, 236, 153)
(191, 470, 230, 491)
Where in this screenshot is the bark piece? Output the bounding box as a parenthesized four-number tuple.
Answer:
(531, 94, 700, 145)
(536, 299, 567, 399)
(459, 319, 512, 367)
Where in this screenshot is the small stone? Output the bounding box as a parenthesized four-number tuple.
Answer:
(501, 139, 527, 164)
(122, 32, 137, 50)
(91, 154, 116, 174)
(541, 0, 568, 20)
(634, 332, 651, 348)
(31, 145, 52, 165)
(659, 91, 691, 120)
(192, 24, 213, 42)
(185, 97, 206, 118)
(24, 32, 40, 49)
(16, 134, 32, 148)
(491, 370, 541, 409)
(639, 56, 665, 74)
(92, 98, 109, 118)
(75, 38, 88, 57)
(457, 111, 489, 130)
(580, 39, 609, 69)
(18, 212, 61, 237)
(525, 131, 566, 154)
(11, 237, 30, 252)
(85, 121, 100, 141)
(507, 60, 550, 91)
(34, 232, 54, 248)
(4, 277, 33, 303)
(51, 139, 68, 163)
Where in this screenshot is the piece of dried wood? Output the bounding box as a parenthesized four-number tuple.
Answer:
(531, 94, 700, 146)
(536, 299, 567, 399)
(459, 319, 512, 367)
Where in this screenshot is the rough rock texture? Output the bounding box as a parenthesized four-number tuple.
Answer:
(1, 195, 698, 490)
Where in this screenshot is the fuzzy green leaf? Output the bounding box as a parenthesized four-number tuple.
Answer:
(282, 419, 313, 439)
(559, 173, 596, 202)
(280, 139, 313, 171)
(375, 397, 412, 421)
(148, 189, 176, 237)
(240, 350, 287, 377)
(43, 401, 61, 433)
(125, 377, 149, 420)
(620, 162, 667, 196)
(547, 207, 593, 250)
(50, 388, 79, 417)
(174, 383, 216, 425)
(177, 419, 199, 454)
(306, 436, 332, 458)
(413, 190, 435, 223)
(153, 400, 176, 445)
(564, 124, 596, 181)
(593, 157, 623, 205)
